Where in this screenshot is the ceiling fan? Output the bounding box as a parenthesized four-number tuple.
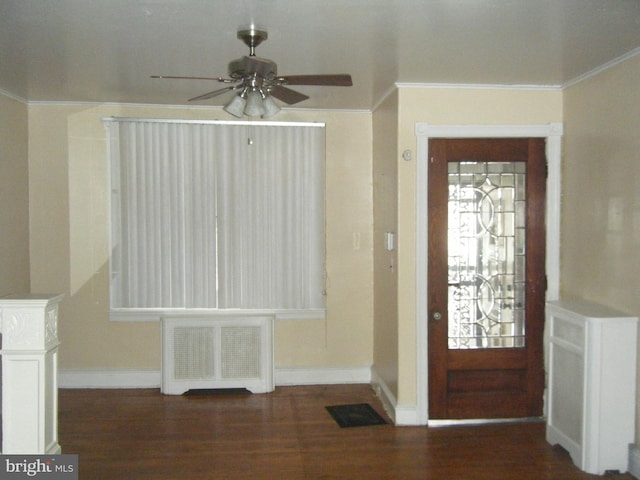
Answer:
(151, 27, 353, 117)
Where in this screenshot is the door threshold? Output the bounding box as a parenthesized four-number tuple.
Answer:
(428, 417, 544, 428)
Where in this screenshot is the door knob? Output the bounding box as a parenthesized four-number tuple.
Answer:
(432, 311, 442, 321)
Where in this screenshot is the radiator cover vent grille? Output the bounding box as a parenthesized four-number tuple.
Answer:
(173, 327, 216, 380)
(221, 326, 261, 379)
(162, 316, 274, 395)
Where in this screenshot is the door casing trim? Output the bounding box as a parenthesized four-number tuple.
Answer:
(415, 123, 563, 425)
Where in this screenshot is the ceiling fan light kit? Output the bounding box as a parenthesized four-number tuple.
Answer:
(222, 93, 247, 117)
(244, 89, 265, 117)
(152, 26, 352, 119)
(261, 95, 281, 118)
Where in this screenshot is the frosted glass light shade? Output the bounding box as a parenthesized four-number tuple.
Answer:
(245, 90, 265, 117)
(224, 95, 246, 118)
(262, 96, 281, 118)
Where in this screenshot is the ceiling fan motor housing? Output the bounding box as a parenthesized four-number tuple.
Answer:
(228, 56, 277, 79)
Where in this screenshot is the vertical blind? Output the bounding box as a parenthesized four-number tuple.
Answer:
(106, 119, 325, 313)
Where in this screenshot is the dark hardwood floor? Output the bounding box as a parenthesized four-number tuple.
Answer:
(58, 384, 634, 479)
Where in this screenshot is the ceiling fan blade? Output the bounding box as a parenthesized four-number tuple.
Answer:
(151, 75, 226, 81)
(278, 74, 353, 86)
(188, 86, 236, 102)
(269, 86, 310, 105)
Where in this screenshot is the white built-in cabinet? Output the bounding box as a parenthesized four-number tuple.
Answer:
(0, 294, 63, 454)
(546, 299, 638, 475)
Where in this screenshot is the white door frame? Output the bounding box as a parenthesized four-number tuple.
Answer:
(414, 123, 563, 425)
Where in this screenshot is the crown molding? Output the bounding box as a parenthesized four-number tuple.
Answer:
(0, 87, 28, 104)
(564, 46, 640, 89)
(22, 98, 371, 115)
(395, 82, 562, 91)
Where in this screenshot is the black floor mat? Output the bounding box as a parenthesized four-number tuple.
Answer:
(325, 403, 387, 428)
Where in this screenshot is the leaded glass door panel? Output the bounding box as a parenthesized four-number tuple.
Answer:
(448, 160, 526, 349)
(428, 138, 546, 420)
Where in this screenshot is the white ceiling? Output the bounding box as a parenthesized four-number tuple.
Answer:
(1, 0, 640, 111)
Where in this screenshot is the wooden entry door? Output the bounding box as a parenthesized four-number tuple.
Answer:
(428, 138, 546, 420)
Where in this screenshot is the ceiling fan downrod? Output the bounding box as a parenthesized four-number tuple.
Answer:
(237, 27, 268, 57)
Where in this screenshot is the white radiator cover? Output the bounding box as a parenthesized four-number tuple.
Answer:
(546, 299, 638, 475)
(161, 315, 274, 395)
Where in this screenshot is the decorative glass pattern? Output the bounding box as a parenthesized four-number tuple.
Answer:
(447, 161, 526, 349)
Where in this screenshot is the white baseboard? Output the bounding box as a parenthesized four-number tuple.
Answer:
(370, 368, 398, 423)
(370, 367, 421, 426)
(59, 369, 162, 388)
(629, 444, 640, 479)
(59, 366, 372, 389)
(274, 366, 371, 386)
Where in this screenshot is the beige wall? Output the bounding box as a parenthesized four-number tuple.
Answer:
(0, 94, 30, 296)
(28, 104, 373, 371)
(562, 56, 640, 310)
(372, 90, 400, 397)
(394, 87, 563, 405)
(562, 54, 640, 443)
(16, 67, 638, 425)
